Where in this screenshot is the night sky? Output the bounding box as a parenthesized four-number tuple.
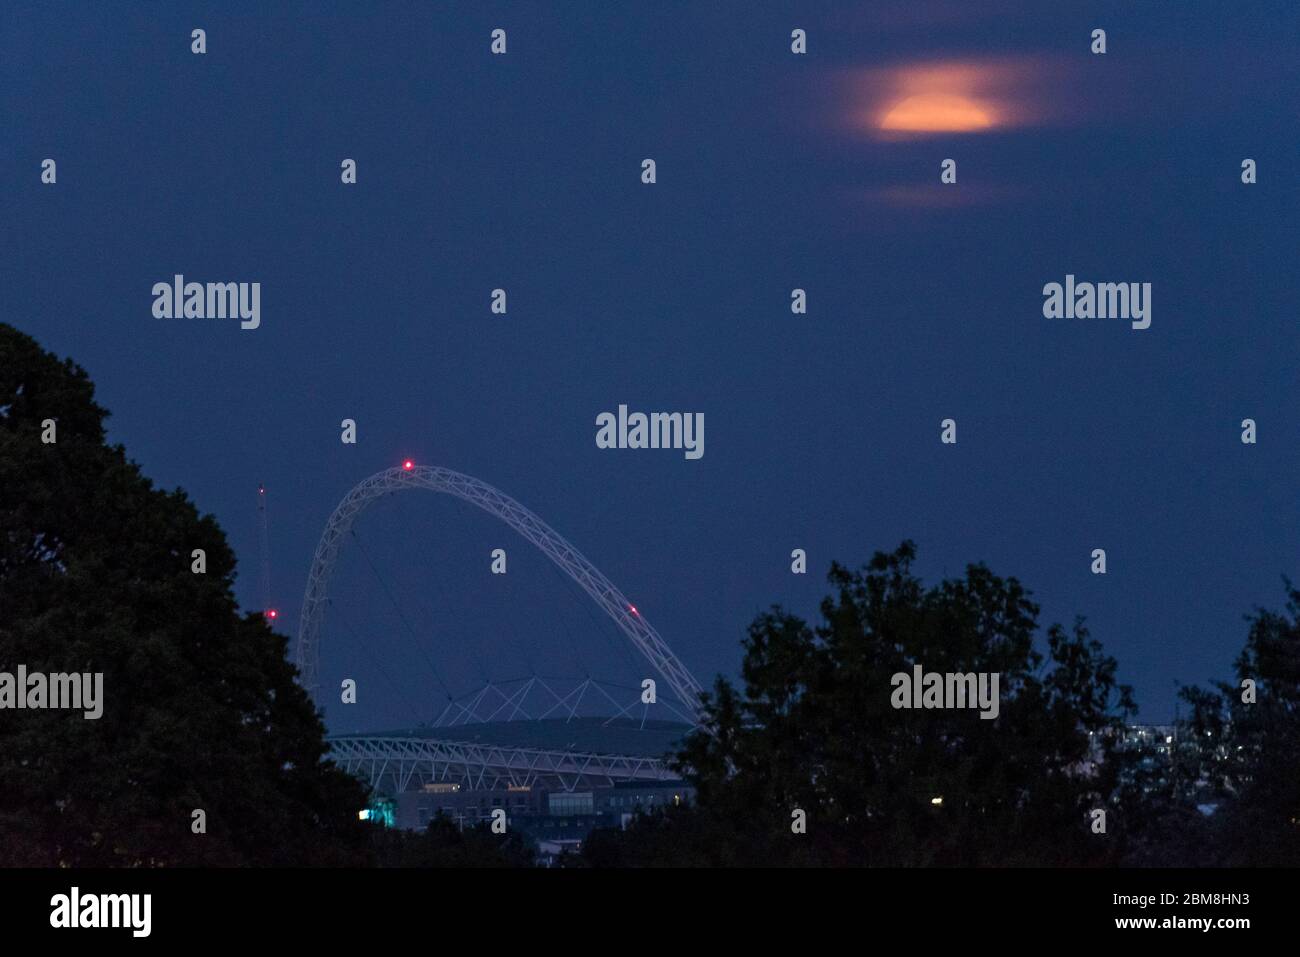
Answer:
(4, 1, 1297, 731)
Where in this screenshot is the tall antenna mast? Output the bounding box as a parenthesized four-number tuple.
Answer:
(257, 483, 277, 621)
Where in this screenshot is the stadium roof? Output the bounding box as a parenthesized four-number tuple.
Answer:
(330, 717, 693, 760)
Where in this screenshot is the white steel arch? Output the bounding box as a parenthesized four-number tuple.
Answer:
(296, 466, 704, 717)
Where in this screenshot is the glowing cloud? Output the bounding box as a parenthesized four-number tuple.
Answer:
(845, 57, 1055, 138)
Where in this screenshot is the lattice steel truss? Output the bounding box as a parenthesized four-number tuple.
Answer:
(296, 465, 704, 717)
(431, 676, 698, 727)
(328, 735, 678, 794)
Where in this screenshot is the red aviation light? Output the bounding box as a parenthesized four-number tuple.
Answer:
(266, 609, 278, 620)
(402, 460, 414, 471)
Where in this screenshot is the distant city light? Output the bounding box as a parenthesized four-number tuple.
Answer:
(931, 796, 944, 806)
(402, 459, 414, 471)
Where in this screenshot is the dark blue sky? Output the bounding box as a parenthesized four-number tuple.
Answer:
(4, 1, 1297, 728)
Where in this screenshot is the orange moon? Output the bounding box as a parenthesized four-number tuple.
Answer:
(879, 93, 996, 132)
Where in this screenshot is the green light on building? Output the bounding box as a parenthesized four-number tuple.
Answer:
(359, 795, 396, 828)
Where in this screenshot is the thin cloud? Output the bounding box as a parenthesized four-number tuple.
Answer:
(861, 183, 1022, 208)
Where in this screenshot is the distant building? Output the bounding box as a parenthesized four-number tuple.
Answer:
(358, 717, 696, 862)
(394, 778, 693, 864)
(395, 778, 693, 831)
(1071, 724, 1176, 780)
(1120, 724, 1176, 753)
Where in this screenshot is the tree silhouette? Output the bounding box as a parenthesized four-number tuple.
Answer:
(588, 542, 1139, 866)
(371, 814, 536, 868)
(0, 323, 371, 866)
(1166, 584, 1300, 866)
